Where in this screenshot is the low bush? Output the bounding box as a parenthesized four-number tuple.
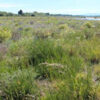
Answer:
(0, 69, 38, 100)
(0, 27, 12, 43)
(36, 62, 65, 79)
(29, 39, 66, 65)
(83, 22, 94, 28)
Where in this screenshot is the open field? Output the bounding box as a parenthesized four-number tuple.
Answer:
(0, 16, 100, 100)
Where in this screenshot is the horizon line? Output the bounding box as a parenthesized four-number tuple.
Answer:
(1, 10, 100, 16)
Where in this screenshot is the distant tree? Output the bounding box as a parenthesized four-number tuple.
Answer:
(31, 14, 35, 17)
(34, 11, 38, 16)
(0, 13, 3, 16)
(7, 13, 14, 16)
(0, 12, 6, 16)
(45, 13, 50, 16)
(18, 10, 23, 15)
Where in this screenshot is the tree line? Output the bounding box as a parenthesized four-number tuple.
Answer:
(0, 10, 50, 17)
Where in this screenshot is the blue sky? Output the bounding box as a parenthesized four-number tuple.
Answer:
(0, 0, 100, 15)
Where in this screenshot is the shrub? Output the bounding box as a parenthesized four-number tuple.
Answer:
(94, 64, 100, 82)
(11, 28, 21, 41)
(46, 77, 95, 100)
(78, 38, 100, 65)
(29, 39, 66, 65)
(83, 22, 93, 28)
(58, 24, 68, 30)
(45, 70, 95, 100)
(0, 27, 11, 43)
(34, 29, 52, 39)
(96, 85, 100, 99)
(6, 56, 29, 69)
(7, 37, 33, 68)
(0, 69, 38, 100)
(36, 62, 65, 79)
(82, 28, 94, 39)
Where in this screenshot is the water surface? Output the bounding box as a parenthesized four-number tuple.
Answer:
(76, 17, 100, 21)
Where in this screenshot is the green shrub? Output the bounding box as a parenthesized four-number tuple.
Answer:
(0, 69, 38, 100)
(6, 56, 29, 69)
(45, 71, 95, 100)
(29, 39, 66, 65)
(78, 38, 100, 65)
(36, 62, 65, 80)
(0, 27, 11, 43)
(58, 24, 68, 30)
(83, 22, 93, 28)
(7, 37, 33, 68)
(82, 28, 94, 39)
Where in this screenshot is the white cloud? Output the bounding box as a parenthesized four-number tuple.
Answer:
(23, 9, 87, 15)
(33, 9, 100, 15)
(0, 3, 20, 8)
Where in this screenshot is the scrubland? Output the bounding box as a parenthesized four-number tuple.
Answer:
(0, 16, 100, 100)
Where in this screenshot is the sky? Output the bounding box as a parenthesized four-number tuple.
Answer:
(0, 0, 100, 15)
